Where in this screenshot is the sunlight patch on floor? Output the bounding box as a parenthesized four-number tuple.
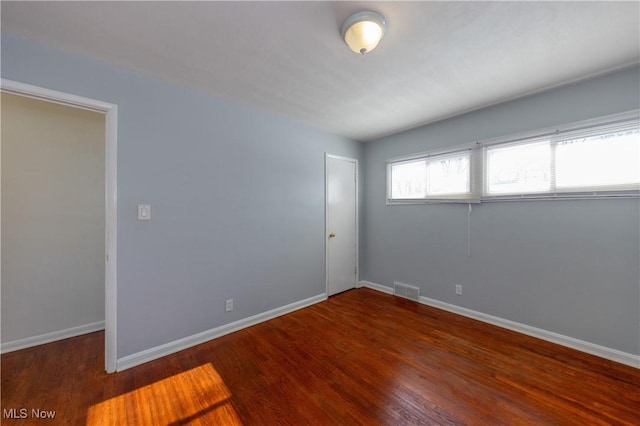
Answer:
(86, 363, 243, 425)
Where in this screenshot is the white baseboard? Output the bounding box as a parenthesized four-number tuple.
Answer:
(359, 281, 640, 369)
(359, 280, 394, 295)
(1, 321, 105, 354)
(117, 293, 328, 371)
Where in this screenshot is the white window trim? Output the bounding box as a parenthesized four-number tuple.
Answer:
(387, 109, 640, 205)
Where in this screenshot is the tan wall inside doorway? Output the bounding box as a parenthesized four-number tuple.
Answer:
(2, 93, 105, 344)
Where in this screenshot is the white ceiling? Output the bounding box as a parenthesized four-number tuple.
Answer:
(2, 1, 639, 142)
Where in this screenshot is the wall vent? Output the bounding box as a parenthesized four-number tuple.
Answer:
(393, 282, 420, 302)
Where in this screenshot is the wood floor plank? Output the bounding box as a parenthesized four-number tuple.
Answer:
(2, 288, 639, 425)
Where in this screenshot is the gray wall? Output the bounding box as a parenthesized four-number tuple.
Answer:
(2, 93, 105, 343)
(1, 34, 363, 358)
(362, 66, 640, 355)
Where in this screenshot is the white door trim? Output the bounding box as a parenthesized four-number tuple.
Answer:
(1, 79, 118, 373)
(325, 153, 359, 295)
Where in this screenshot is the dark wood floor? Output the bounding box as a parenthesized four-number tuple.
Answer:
(2, 288, 639, 425)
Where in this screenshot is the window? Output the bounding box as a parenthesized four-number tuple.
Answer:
(555, 129, 639, 190)
(389, 159, 427, 199)
(485, 140, 551, 195)
(484, 127, 640, 197)
(388, 151, 471, 201)
(387, 111, 640, 204)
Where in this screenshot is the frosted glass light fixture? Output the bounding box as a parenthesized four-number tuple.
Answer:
(341, 11, 386, 55)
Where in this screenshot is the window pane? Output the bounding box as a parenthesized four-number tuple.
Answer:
(427, 154, 470, 195)
(390, 160, 427, 199)
(556, 129, 640, 189)
(487, 141, 551, 194)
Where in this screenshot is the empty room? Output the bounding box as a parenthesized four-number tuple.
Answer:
(1, 1, 639, 425)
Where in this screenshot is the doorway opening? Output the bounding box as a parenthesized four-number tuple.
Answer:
(1, 79, 117, 373)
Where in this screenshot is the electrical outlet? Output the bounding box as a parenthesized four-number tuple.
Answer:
(225, 299, 233, 312)
(455, 285, 462, 295)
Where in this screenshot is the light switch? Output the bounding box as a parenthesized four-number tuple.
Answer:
(138, 204, 151, 220)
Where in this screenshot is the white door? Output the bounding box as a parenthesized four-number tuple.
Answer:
(326, 154, 358, 296)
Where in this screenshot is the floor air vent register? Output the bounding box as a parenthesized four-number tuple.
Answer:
(393, 282, 420, 302)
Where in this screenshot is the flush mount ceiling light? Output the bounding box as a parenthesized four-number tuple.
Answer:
(341, 11, 386, 55)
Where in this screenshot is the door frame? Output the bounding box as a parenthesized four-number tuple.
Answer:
(324, 153, 359, 296)
(1, 79, 118, 373)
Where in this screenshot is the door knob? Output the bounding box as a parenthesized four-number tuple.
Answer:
(329, 232, 336, 238)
